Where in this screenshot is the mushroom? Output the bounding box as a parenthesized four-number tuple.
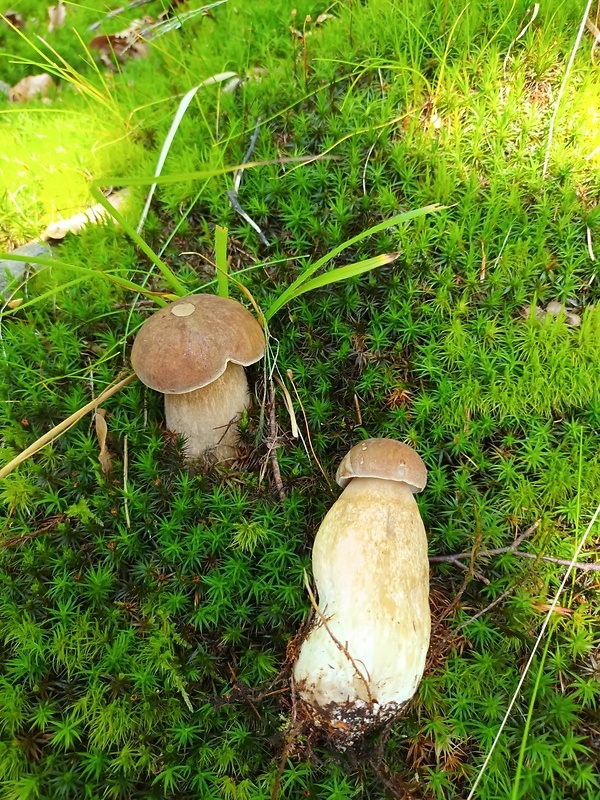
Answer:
(131, 294, 265, 462)
(293, 438, 430, 741)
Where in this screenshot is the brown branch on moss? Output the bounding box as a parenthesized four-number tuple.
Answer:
(302, 569, 373, 704)
(268, 381, 286, 501)
(430, 519, 600, 574)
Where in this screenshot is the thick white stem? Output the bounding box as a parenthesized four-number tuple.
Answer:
(294, 477, 430, 724)
(164, 361, 250, 462)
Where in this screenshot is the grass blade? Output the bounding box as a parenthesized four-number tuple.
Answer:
(89, 185, 187, 296)
(265, 205, 441, 319)
(137, 71, 237, 234)
(215, 226, 229, 298)
(290, 253, 398, 297)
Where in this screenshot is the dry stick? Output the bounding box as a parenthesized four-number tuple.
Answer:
(268, 381, 287, 501)
(88, 0, 152, 31)
(466, 502, 600, 800)
(123, 434, 131, 529)
(429, 521, 538, 640)
(270, 719, 306, 800)
(302, 570, 372, 703)
(542, 0, 594, 178)
(286, 369, 331, 488)
(0, 374, 136, 480)
(429, 520, 539, 563)
(429, 519, 600, 573)
(502, 3, 540, 75)
(509, 550, 600, 573)
(446, 556, 490, 586)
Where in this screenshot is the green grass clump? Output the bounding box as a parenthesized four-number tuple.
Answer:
(1, 0, 600, 798)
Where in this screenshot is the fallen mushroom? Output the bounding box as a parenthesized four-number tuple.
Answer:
(131, 294, 265, 462)
(293, 438, 430, 742)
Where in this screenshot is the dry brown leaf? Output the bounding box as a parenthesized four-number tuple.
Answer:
(42, 189, 129, 240)
(531, 601, 573, 616)
(89, 19, 150, 68)
(9, 73, 55, 103)
(315, 12, 335, 24)
(3, 10, 24, 28)
(48, 0, 66, 32)
(95, 408, 113, 476)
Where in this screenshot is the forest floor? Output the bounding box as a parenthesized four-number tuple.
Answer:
(1, 0, 600, 798)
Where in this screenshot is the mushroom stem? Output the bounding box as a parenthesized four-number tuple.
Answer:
(294, 477, 430, 727)
(164, 361, 250, 462)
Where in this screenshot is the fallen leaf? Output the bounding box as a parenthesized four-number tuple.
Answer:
(9, 73, 55, 102)
(7, 297, 23, 309)
(42, 189, 129, 240)
(95, 408, 113, 476)
(315, 12, 335, 24)
(48, 0, 66, 32)
(89, 19, 150, 68)
(531, 601, 573, 616)
(3, 10, 24, 28)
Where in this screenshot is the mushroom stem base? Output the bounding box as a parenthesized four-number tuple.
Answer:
(164, 362, 250, 462)
(296, 695, 406, 748)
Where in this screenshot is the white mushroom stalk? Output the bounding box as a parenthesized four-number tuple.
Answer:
(293, 438, 430, 741)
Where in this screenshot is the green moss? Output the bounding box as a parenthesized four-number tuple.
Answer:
(1, 0, 600, 797)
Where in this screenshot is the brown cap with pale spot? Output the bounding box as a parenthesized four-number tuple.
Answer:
(131, 294, 265, 394)
(336, 438, 427, 492)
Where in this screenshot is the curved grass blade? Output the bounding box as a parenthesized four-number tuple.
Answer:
(265, 204, 442, 320)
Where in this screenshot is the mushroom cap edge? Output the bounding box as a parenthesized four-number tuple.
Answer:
(335, 438, 427, 492)
(131, 293, 266, 394)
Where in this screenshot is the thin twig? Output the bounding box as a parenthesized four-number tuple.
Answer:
(430, 520, 600, 573)
(88, 0, 152, 31)
(502, 4, 540, 75)
(0, 515, 65, 548)
(446, 556, 490, 585)
(268, 381, 286, 501)
(234, 118, 263, 192)
(270, 719, 305, 800)
(511, 550, 600, 572)
(585, 14, 600, 63)
(429, 520, 537, 640)
(123, 434, 131, 529)
(0, 374, 136, 480)
(429, 520, 539, 563)
(438, 583, 522, 648)
(302, 570, 372, 703)
(286, 369, 332, 488)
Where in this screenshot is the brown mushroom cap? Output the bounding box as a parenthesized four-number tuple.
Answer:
(131, 294, 265, 394)
(336, 438, 427, 492)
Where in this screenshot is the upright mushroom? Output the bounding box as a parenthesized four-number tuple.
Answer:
(293, 438, 430, 740)
(131, 294, 265, 462)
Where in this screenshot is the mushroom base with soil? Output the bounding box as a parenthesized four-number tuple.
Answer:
(293, 476, 430, 742)
(164, 361, 250, 462)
